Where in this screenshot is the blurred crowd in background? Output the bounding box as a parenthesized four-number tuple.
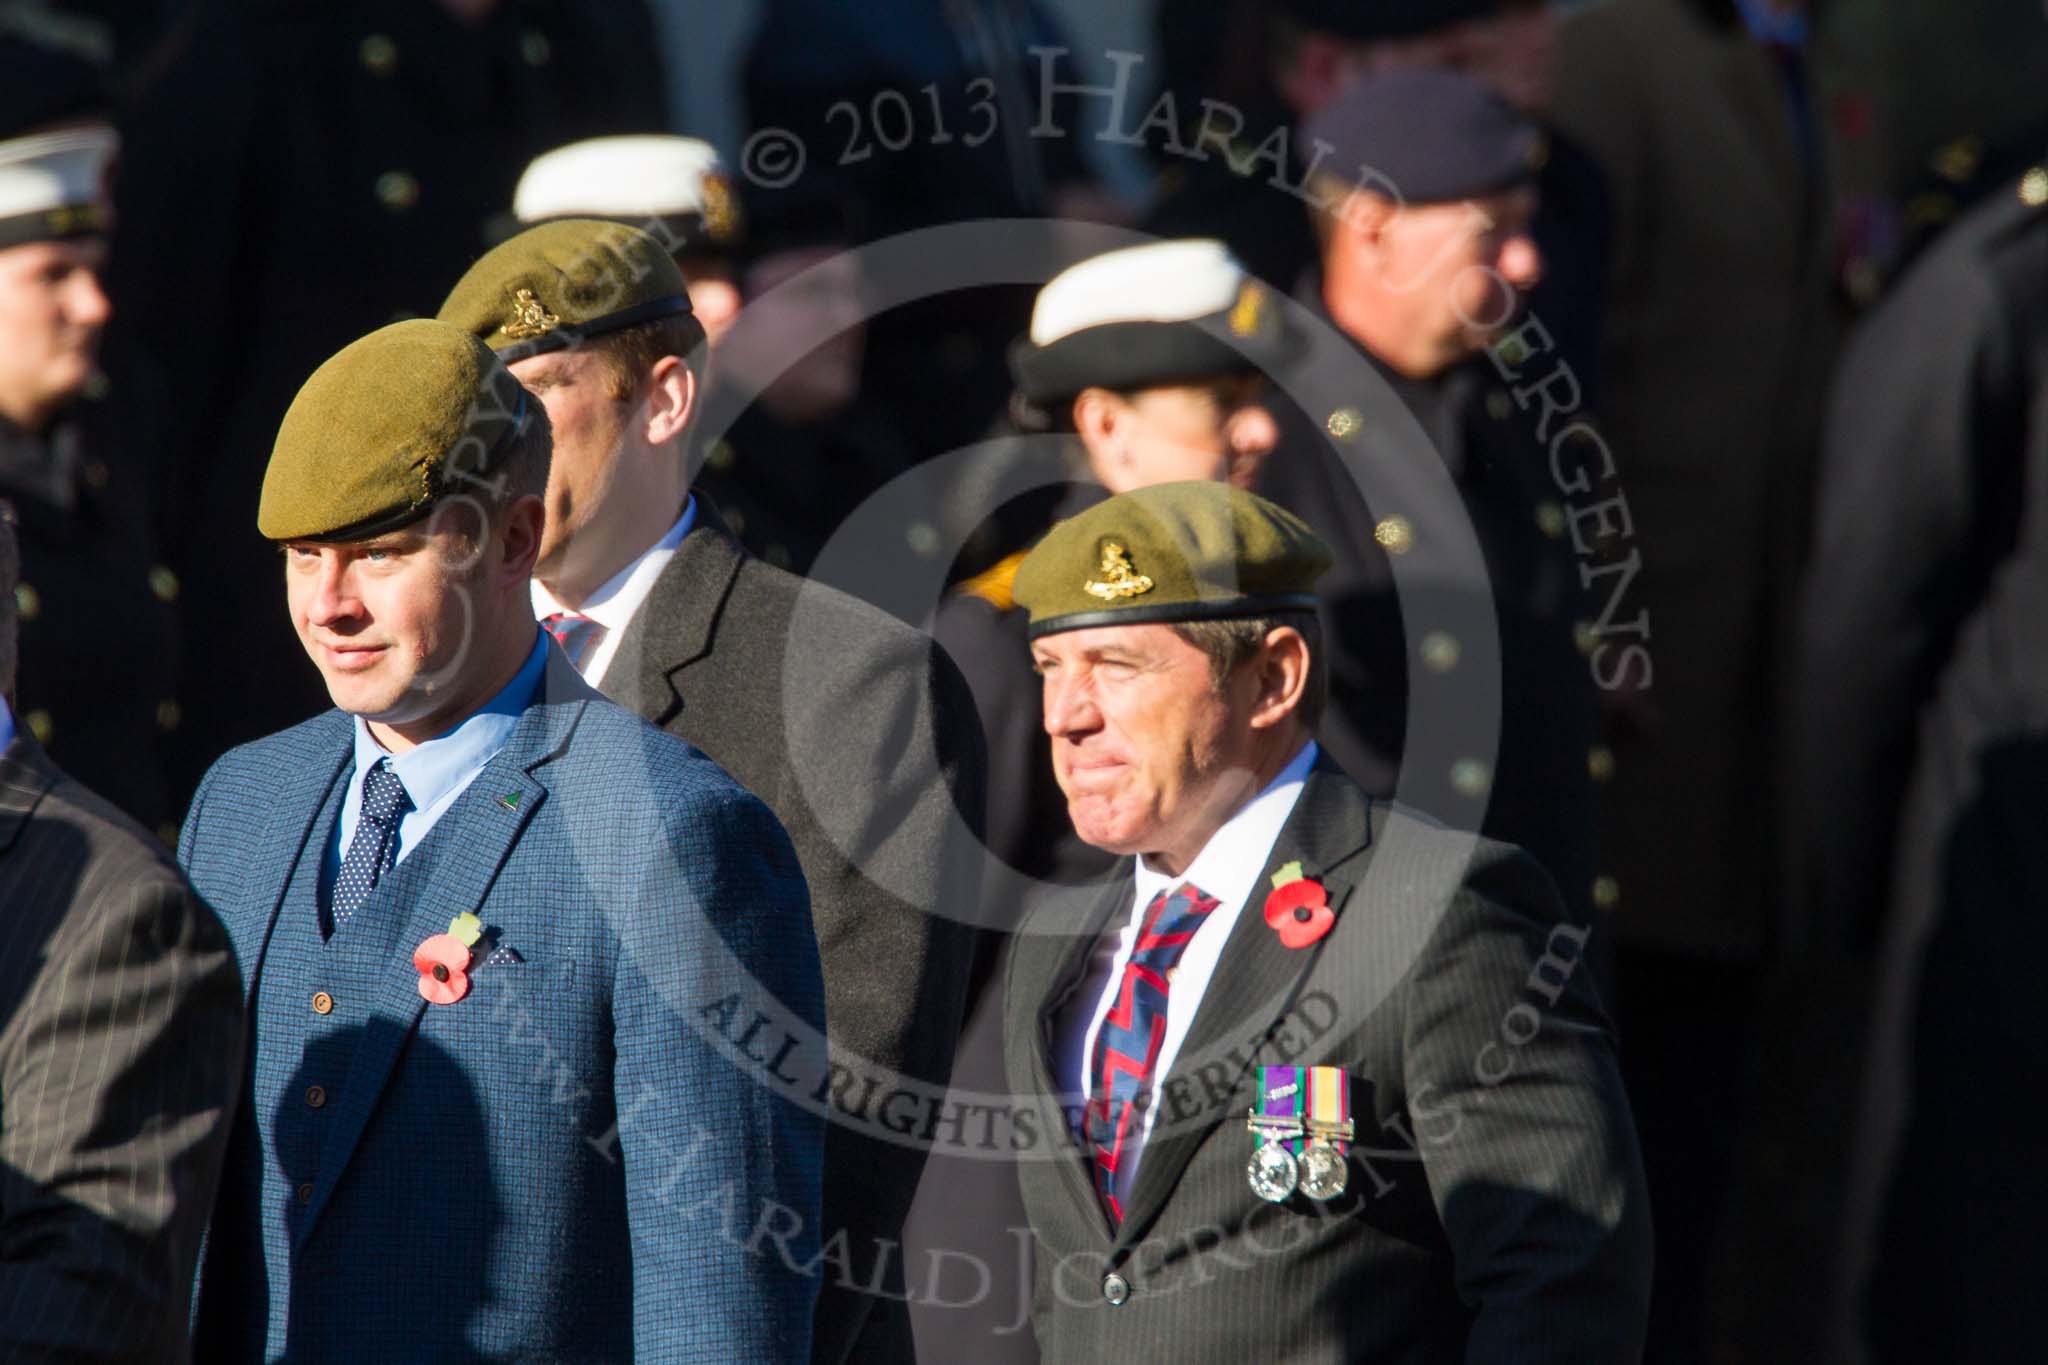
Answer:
(3, 0, 2045, 1361)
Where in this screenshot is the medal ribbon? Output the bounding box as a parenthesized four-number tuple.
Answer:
(1307, 1065, 1350, 1154)
(1258, 1065, 1306, 1154)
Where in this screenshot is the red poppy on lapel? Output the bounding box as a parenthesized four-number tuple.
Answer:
(414, 933, 472, 1005)
(1263, 862, 1333, 949)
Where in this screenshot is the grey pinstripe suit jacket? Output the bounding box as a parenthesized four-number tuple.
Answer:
(1004, 761, 1652, 1362)
(0, 734, 242, 1364)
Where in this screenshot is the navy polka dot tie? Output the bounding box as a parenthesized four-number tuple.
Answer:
(332, 759, 412, 929)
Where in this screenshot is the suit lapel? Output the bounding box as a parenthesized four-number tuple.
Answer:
(235, 718, 355, 1012)
(300, 662, 595, 1241)
(1028, 872, 1135, 1238)
(0, 735, 58, 857)
(609, 499, 745, 723)
(1113, 765, 1377, 1246)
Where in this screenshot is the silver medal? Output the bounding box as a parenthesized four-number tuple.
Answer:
(1298, 1138, 1349, 1200)
(1247, 1141, 1300, 1202)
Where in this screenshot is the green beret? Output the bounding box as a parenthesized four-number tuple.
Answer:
(1015, 481, 1333, 639)
(437, 217, 694, 364)
(258, 319, 532, 542)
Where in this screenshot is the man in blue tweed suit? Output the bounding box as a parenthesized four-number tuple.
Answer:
(179, 319, 826, 1361)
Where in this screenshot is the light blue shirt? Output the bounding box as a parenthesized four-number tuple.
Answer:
(0, 697, 15, 753)
(323, 630, 548, 900)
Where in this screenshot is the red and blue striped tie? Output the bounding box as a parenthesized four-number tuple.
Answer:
(1085, 880, 1220, 1222)
(541, 611, 602, 672)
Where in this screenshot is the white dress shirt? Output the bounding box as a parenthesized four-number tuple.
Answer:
(530, 498, 695, 687)
(1056, 740, 1317, 1204)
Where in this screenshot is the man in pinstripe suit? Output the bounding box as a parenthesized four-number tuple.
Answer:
(178, 322, 826, 1361)
(0, 505, 243, 1363)
(1003, 483, 1651, 1361)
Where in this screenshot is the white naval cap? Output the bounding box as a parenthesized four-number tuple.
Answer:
(512, 134, 742, 251)
(0, 124, 115, 249)
(1012, 240, 1298, 403)
(1029, 239, 1251, 345)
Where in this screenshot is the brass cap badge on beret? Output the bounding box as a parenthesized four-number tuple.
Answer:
(500, 287, 560, 340)
(439, 218, 694, 365)
(1017, 481, 1333, 639)
(1084, 543, 1154, 601)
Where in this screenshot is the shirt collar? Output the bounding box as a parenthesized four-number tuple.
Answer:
(531, 497, 695, 633)
(351, 629, 549, 809)
(1132, 740, 1319, 911)
(0, 697, 14, 753)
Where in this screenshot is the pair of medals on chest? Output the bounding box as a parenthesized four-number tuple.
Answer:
(1246, 1064, 1353, 1202)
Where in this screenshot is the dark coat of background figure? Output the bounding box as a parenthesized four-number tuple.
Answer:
(602, 501, 988, 1365)
(1547, 0, 1838, 963)
(1800, 162, 2048, 1365)
(0, 385, 179, 840)
(1546, 2, 1839, 1358)
(0, 733, 242, 1365)
(1257, 290, 1602, 929)
(1003, 759, 1651, 1362)
(103, 0, 667, 805)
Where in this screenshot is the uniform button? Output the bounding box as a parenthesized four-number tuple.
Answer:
(906, 521, 940, 557)
(155, 700, 182, 733)
(1102, 1271, 1129, 1306)
(2022, 167, 2048, 207)
(1573, 621, 1599, 656)
(1373, 516, 1413, 555)
(1932, 135, 1981, 185)
(1905, 191, 1955, 229)
(1587, 744, 1616, 783)
(1325, 407, 1362, 441)
(14, 582, 40, 621)
(520, 30, 552, 66)
(1592, 876, 1621, 912)
(311, 991, 335, 1015)
(1535, 501, 1567, 539)
(306, 1085, 328, 1109)
(1419, 631, 1460, 673)
(359, 33, 398, 76)
(703, 438, 735, 471)
(80, 371, 111, 401)
(375, 171, 420, 212)
(296, 1182, 315, 1205)
(24, 709, 52, 746)
(725, 506, 748, 535)
(149, 565, 180, 602)
(1450, 758, 1491, 799)
(1484, 388, 1513, 421)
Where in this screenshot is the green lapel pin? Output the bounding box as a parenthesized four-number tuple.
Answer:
(499, 791, 521, 810)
